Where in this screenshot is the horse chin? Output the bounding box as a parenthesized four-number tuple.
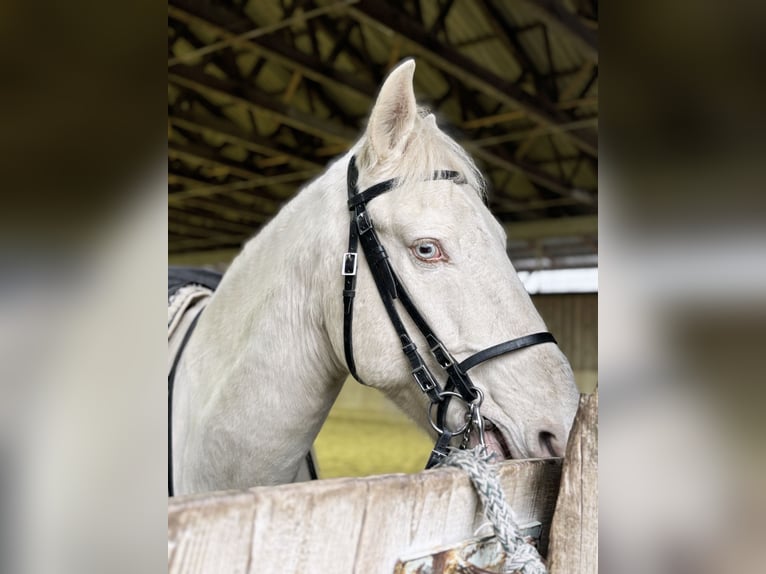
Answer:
(468, 418, 513, 460)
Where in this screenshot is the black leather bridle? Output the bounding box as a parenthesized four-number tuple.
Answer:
(342, 155, 557, 467)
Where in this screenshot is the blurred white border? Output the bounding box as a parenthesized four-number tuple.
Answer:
(518, 267, 598, 294)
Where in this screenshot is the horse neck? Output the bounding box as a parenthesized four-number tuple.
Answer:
(177, 168, 348, 487)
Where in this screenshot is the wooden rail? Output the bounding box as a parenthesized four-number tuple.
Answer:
(168, 391, 597, 573)
(168, 458, 562, 574)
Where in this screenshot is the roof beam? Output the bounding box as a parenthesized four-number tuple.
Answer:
(169, 211, 256, 236)
(429, 0, 457, 38)
(492, 197, 586, 214)
(168, 0, 360, 66)
(517, 0, 598, 64)
(466, 144, 595, 203)
(347, 0, 597, 156)
(169, 171, 282, 217)
(169, 220, 211, 238)
(169, 64, 358, 143)
(475, 0, 546, 95)
(169, 232, 249, 252)
(471, 117, 598, 148)
(171, 66, 587, 200)
(171, 195, 270, 224)
(169, 172, 315, 205)
(169, 111, 324, 170)
(460, 96, 597, 130)
(169, 2, 376, 138)
(168, 142, 315, 204)
(169, 141, 263, 180)
(503, 215, 598, 241)
(169, 248, 241, 266)
(169, 0, 375, 102)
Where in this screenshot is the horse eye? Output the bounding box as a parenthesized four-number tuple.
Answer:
(412, 240, 443, 261)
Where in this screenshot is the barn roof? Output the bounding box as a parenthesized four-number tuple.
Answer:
(168, 0, 598, 270)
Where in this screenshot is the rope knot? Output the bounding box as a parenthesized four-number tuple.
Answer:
(437, 447, 548, 574)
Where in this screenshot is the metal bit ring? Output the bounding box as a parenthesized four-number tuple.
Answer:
(427, 391, 471, 436)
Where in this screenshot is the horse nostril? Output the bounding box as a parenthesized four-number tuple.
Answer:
(539, 431, 561, 458)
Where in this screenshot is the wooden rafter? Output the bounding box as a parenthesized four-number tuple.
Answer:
(168, 0, 360, 66)
(169, 111, 323, 169)
(169, 168, 316, 203)
(346, 0, 597, 156)
(169, 64, 358, 142)
(169, 210, 256, 235)
(169, 0, 376, 104)
(170, 64, 588, 200)
(167, 0, 598, 262)
(517, 0, 598, 63)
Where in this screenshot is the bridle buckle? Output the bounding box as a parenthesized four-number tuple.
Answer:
(341, 252, 358, 276)
(411, 364, 437, 393)
(356, 211, 373, 234)
(430, 341, 454, 368)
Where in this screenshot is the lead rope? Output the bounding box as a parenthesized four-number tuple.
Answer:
(437, 448, 548, 574)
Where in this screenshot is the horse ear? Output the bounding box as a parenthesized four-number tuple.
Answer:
(366, 59, 417, 160)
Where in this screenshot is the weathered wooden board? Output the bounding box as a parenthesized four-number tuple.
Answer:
(547, 390, 598, 574)
(168, 458, 562, 574)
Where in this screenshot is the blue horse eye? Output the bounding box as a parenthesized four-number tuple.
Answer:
(415, 242, 439, 259)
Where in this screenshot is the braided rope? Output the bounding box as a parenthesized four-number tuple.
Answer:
(438, 448, 548, 574)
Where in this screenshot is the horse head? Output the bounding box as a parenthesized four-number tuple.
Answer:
(327, 60, 579, 460)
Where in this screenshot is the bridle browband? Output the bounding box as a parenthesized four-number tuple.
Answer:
(342, 155, 557, 467)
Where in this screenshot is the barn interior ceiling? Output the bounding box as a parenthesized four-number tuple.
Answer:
(168, 0, 598, 270)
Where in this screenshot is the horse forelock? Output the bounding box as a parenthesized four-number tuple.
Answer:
(354, 107, 486, 202)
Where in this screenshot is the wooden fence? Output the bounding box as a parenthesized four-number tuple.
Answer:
(168, 391, 597, 573)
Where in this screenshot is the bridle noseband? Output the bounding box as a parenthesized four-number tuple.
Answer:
(342, 155, 557, 467)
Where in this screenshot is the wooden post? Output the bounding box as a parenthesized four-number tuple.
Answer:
(547, 389, 598, 573)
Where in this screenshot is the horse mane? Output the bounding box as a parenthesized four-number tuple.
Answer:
(355, 107, 486, 201)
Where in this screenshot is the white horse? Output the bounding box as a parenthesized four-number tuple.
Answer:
(170, 60, 579, 495)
